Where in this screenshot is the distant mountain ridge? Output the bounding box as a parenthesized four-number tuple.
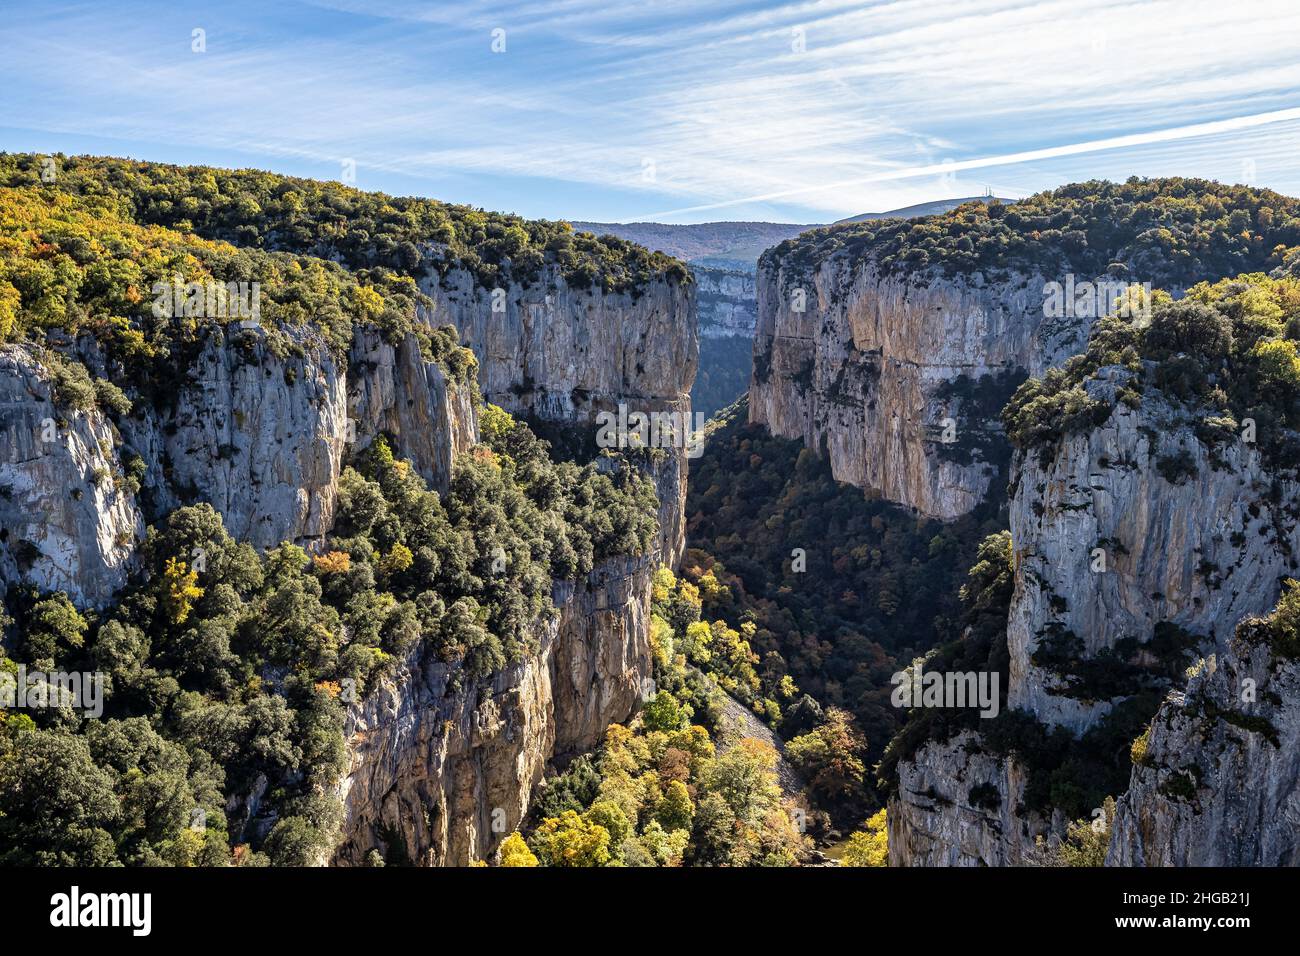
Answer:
(572, 198, 1015, 419)
(569, 220, 817, 263)
(572, 197, 1017, 261)
(833, 195, 1016, 224)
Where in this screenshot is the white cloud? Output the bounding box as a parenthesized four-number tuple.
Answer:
(2, 0, 1298, 220)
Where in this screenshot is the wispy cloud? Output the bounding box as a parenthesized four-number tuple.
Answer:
(1, 0, 1297, 222)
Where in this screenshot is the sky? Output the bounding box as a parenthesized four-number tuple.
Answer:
(2, 0, 1299, 224)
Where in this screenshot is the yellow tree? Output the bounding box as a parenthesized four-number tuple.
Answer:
(162, 557, 203, 624)
(842, 809, 888, 867)
(498, 832, 539, 867)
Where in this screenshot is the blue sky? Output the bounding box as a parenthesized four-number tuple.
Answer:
(3, 0, 1300, 223)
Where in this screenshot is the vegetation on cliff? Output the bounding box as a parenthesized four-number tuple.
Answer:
(1004, 271, 1300, 469)
(0, 182, 477, 415)
(0, 153, 690, 294)
(762, 177, 1300, 287)
(0, 407, 657, 866)
(685, 400, 1004, 789)
(498, 566, 808, 867)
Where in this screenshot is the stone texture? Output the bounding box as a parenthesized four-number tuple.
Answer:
(348, 326, 479, 497)
(423, 265, 697, 568)
(1007, 370, 1300, 733)
(888, 732, 1049, 867)
(891, 372, 1300, 865)
(1107, 628, 1300, 866)
(120, 327, 349, 552)
(333, 554, 655, 866)
(695, 263, 757, 338)
(750, 257, 1077, 519)
(0, 345, 142, 607)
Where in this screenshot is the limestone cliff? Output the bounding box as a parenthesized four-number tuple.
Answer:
(888, 731, 1047, 867)
(1107, 622, 1300, 866)
(889, 370, 1300, 865)
(751, 258, 1062, 519)
(1, 325, 663, 868)
(0, 346, 141, 607)
(0, 325, 479, 607)
(422, 265, 697, 567)
(695, 263, 757, 339)
(1006, 369, 1300, 733)
(333, 554, 653, 866)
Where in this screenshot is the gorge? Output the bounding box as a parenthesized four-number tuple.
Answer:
(5, 157, 1300, 871)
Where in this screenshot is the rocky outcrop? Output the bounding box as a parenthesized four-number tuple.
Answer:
(1107, 626, 1300, 866)
(423, 267, 694, 427)
(120, 327, 349, 552)
(890, 371, 1300, 865)
(0, 346, 142, 607)
(0, 325, 479, 607)
(422, 266, 696, 568)
(348, 326, 479, 497)
(888, 732, 1048, 867)
(695, 263, 757, 338)
(751, 258, 1074, 519)
(1, 265, 686, 869)
(333, 554, 654, 866)
(1007, 369, 1300, 733)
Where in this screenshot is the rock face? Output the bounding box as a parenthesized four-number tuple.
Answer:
(119, 328, 350, 552)
(0, 346, 142, 607)
(423, 266, 697, 568)
(332, 269, 695, 865)
(751, 257, 1074, 519)
(889, 373, 1300, 865)
(888, 732, 1047, 867)
(0, 325, 480, 609)
(1107, 625, 1300, 866)
(348, 326, 479, 497)
(1007, 370, 1300, 733)
(333, 554, 654, 866)
(0, 258, 692, 868)
(695, 263, 757, 339)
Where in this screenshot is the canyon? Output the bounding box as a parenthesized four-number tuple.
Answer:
(0, 252, 696, 867)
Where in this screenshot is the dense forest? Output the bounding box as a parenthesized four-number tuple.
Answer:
(8, 153, 1300, 868)
(0, 408, 656, 865)
(0, 158, 668, 865)
(765, 178, 1300, 287)
(1005, 270, 1300, 469)
(683, 398, 1007, 820)
(0, 153, 689, 294)
(691, 336, 753, 420)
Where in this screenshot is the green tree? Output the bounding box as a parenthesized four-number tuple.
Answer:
(529, 810, 612, 867)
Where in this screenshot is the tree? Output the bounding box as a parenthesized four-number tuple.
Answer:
(1031, 798, 1115, 866)
(0, 729, 120, 865)
(585, 800, 631, 849)
(704, 737, 783, 826)
(162, 557, 204, 625)
(842, 809, 888, 866)
(20, 593, 88, 662)
(529, 810, 611, 867)
(656, 779, 694, 832)
(262, 816, 328, 866)
(785, 708, 868, 810)
(641, 690, 690, 733)
(498, 832, 539, 867)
